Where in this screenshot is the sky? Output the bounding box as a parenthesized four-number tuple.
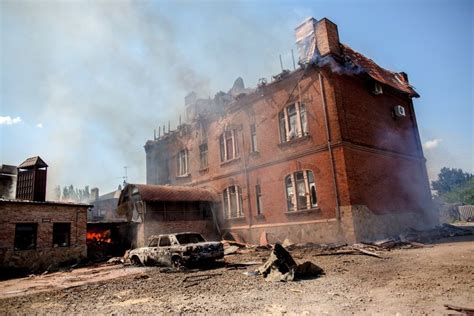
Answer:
(1, 0, 473, 198)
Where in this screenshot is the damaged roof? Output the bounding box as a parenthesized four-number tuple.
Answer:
(18, 156, 48, 169)
(341, 44, 419, 97)
(124, 184, 219, 203)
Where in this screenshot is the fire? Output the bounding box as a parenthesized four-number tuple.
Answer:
(87, 230, 112, 243)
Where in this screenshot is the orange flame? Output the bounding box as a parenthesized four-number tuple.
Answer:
(87, 230, 112, 243)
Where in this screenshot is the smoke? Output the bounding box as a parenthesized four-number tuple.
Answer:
(0, 116, 22, 125)
(2, 1, 213, 196)
(423, 138, 442, 150)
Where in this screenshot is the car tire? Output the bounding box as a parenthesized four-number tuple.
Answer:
(171, 256, 185, 270)
(131, 256, 143, 266)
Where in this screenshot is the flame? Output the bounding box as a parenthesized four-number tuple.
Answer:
(87, 230, 112, 243)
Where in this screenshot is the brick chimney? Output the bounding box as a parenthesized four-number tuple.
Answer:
(295, 17, 341, 63)
(315, 18, 341, 57)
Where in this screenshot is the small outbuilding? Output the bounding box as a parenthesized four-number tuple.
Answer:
(118, 184, 220, 247)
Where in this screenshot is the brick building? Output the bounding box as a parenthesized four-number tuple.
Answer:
(142, 17, 433, 244)
(118, 184, 219, 247)
(0, 156, 89, 273)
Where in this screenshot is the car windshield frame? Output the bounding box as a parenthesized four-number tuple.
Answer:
(175, 233, 205, 245)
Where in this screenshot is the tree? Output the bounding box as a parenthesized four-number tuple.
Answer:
(431, 167, 473, 195)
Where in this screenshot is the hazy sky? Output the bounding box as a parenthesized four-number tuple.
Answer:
(1, 0, 473, 197)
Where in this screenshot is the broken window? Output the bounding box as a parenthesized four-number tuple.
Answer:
(250, 124, 258, 152)
(279, 102, 309, 142)
(14, 223, 37, 251)
(53, 223, 70, 247)
(199, 143, 208, 169)
(285, 170, 317, 212)
(220, 130, 239, 162)
(177, 149, 188, 176)
(256, 184, 263, 215)
(159, 236, 171, 247)
(223, 185, 243, 218)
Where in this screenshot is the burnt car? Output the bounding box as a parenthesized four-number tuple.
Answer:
(129, 232, 224, 267)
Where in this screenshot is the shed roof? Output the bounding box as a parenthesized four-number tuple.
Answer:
(18, 156, 48, 169)
(122, 184, 219, 203)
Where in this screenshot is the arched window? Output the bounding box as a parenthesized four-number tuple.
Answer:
(223, 185, 243, 218)
(285, 170, 317, 212)
(220, 130, 239, 162)
(279, 102, 309, 142)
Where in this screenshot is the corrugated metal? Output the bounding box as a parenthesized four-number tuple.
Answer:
(458, 205, 474, 221)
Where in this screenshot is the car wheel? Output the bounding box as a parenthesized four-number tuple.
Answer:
(171, 256, 185, 270)
(131, 256, 143, 266)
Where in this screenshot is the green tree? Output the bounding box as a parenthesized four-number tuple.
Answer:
(431, 167, 472, 195)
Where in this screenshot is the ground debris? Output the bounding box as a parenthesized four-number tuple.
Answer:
(256, 244, 323, 282)
(444, 303, 474, 315)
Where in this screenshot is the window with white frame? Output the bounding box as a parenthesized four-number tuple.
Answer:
(250, 124, 258, 152)
(199, 143, 208, 169)
(279, 102, 308, 143)
(223, 185, 243, 218)
(219, 130, 239, 162)
(177, 149, 188, 176)
(285, 170, 317, 212)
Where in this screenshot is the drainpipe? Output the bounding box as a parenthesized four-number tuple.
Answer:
(318, 71, 341, 220)
(241, 125, 253, 242)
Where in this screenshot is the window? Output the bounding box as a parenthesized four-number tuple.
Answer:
(199, 143, 208, 169)
(285, 170, 317, 212)
(159, 236, 171, 247)
(220, 130, 239, 162)
(223, 185, 243, 218)
(14, 223, 37, 251)
(256, 184, 263, 215)
(177, 149, 188, 176)
(149, 238, 159, 247)
(250, 124, 258, 152)
(53, 223, 71, 247)
(279, 102, 308, 142)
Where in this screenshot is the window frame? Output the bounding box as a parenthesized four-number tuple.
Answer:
(279, 102, 309, 143)
(220, 129, 239, 162)
(250, 124, 258, 153)
(255, 184, 263, 215)
(14, 223, 38, 251)
(52, 222, 71, 248)
(177, 149, 189, 176)
(222, 185, 244, 219)
(284, 170, 318, 212)
(199, 143, 208, 169)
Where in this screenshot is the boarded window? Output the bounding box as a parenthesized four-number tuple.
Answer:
(53, 223, 71, 247)
(14, 223, 37, 251)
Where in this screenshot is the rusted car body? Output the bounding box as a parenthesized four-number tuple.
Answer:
(129, 232, 223, 267)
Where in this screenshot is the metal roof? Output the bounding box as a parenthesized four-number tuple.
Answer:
(18, 156, 48, 169)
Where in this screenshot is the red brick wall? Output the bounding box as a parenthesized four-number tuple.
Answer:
(0, 201, 88, 271)
(144, 66, 431, 242)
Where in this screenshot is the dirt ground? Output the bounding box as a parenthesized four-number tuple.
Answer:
(0, 236, 473, 315)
